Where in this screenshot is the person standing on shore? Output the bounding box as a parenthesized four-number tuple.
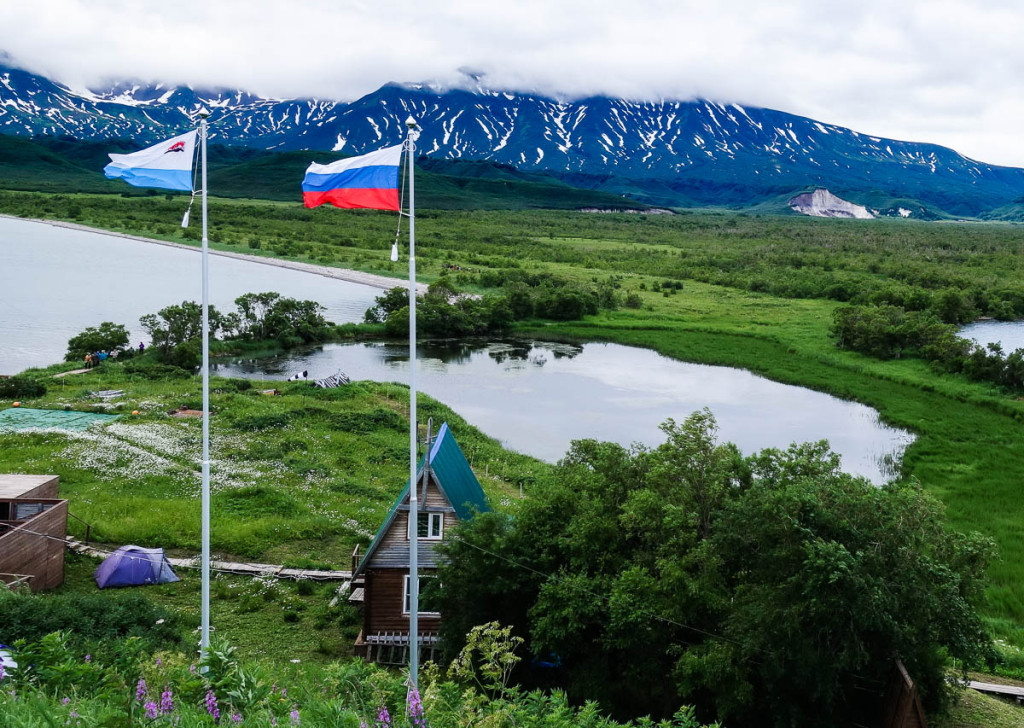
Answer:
(84, 353, 92, 369)
(139, 342, 145, 355)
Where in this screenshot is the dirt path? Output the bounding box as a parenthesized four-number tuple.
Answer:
(3, 215, 428, 294)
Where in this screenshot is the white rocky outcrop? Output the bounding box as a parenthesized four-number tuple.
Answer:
(789, 189, 874, 219)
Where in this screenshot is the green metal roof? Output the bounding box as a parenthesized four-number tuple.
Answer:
(353, 422, 489, 577)
(427, 422, 490, 520)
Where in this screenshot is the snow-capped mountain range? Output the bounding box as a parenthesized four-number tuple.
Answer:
(3, 57, 1023, 215)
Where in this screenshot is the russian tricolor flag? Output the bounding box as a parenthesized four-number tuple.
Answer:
(302, 144, 402, 211)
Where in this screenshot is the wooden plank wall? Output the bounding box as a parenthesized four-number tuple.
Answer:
(0, 501, 68, 592)
(364, 569, 441, 634)
(368, 478, 458, 570)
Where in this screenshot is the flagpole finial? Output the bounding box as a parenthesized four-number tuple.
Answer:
(198, 106, 211, 119)
(405, 115, 418, 130)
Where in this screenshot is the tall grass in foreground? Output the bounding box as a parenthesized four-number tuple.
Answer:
(0, 627, 717, 728)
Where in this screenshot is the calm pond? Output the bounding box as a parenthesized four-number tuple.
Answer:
(3, 217, 913, 483)
(959, 320, 1024, 352)
(216, 339, 914, 484)
(0, 216, 380, 375)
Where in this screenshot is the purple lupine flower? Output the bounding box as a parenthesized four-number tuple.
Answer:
(144, 701, 159, 720)
(280, 687, 287, 699)
(0, 663, 5, 682)
(290, 708, 301, 725)
(62, 697, 70, 705)
(136, 678, 148, 701)
(155, 658, 162, 668)
(360, 720, 369, 728)
(189, 664, 197, 675)
(205, 690, 220, 722)
(230, 713, 242, 724)
(84, 655, 91, 663)
(160, 687, 174, 714)
(407, 688, 424, 728)
(376, 705, 391, 728)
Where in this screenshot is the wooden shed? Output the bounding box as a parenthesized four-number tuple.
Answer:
(0, 474, 69, 592)
(349, 422, 489, 664)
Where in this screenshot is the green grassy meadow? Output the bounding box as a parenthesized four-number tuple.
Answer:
(1, 363, 532, 565)
(3, 191, 1024, 653)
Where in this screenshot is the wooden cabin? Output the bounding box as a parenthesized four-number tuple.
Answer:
(0, 474, 69, 592)
(350, 422, 489, 664)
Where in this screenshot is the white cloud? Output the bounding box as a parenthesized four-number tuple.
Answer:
(2, 0, 1024, 166)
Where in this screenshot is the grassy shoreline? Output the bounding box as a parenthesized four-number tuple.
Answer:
(4, 193, 1024, 642)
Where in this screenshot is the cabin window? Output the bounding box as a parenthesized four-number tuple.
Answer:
(403, 574, 442, 615)
(412, 512, 443, 540)
(13, 502, 47, 520)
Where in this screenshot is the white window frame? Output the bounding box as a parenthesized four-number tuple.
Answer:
(402, 574, 441, 616)
(408, 511, 444, 541)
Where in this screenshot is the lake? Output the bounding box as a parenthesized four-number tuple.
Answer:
(0, 216, 381, 374)
(3, 217, 913, 483)
(959, 320, 1024, 353)
(215, 339, 914, 484)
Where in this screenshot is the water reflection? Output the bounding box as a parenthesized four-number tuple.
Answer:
(215, 339, 913, 485)
(959, 320, 1024, 353)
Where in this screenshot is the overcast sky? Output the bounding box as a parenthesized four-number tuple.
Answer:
(3, 0, 1024, 167)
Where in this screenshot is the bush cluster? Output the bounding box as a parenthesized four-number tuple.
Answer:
(364, 273, 618, 338)
(0, 589, 181, 650)
(109, 291, 333, 369)
(438, 411, 993, 726)
(832, 304, 1024, 391)
(0, 375, 46, 399)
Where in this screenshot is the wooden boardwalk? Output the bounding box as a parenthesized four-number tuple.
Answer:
(967, 680, 1024, 703)
(67, 540, 351, 581)
(52, 368, 90, 378)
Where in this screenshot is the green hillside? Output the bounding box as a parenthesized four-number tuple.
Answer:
(0, 135, 112, 192)
(0, 134, 649, 211)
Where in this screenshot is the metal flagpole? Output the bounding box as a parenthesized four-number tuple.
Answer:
(199, 110, 212, 663)
(405, 115, 420, 689)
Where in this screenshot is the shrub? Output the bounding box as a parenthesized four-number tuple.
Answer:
(0, 588, 181, 650)
(0, 375, 46, 399)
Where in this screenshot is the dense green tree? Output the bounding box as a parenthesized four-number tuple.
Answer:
(65, 321, 130, 360)
(234, 291, 283, 340)
(139, 301, 224, 368)
(363, 288, 409, 324)
(234, 292, 329, 343)
(438, 411, 994, 726)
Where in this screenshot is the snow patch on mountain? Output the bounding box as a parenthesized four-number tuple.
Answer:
(2, 58, 1024, 214)
(789, 189, 874, 219)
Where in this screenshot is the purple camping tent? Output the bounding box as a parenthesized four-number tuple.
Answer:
(94, 546, 180, 589)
